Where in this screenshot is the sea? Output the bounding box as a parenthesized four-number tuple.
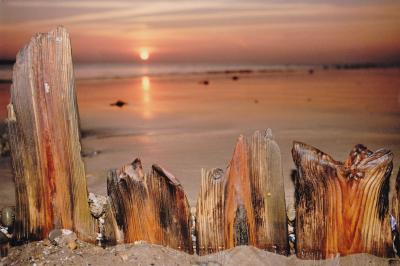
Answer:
(0, 63, 312, 81)
(0, 63, 399, 207)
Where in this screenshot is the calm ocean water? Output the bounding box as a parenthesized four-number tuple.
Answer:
(0, 63, 310, 81)
(0, 66, 399, 207)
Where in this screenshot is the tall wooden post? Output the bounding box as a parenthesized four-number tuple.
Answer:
(292, 142, 393, 259)
(8, 27, 96, 242)
(195, 130, 288, 255)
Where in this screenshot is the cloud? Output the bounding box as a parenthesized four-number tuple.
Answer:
(0, 0, 399, 63)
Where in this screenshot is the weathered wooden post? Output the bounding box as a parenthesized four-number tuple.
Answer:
(195, 129, 289, 255)
(292, 142, 393, 259)
(393, 168, 400, 228)
(105, 159, 193, 253)
(7, 27, 97, 242)
(392, 167, 400, 255)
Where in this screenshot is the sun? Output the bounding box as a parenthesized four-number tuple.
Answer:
(139, 48, 149, 61)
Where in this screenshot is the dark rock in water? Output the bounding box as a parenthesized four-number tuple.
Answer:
(199, 80, 209, 85)
(308, 69, 314, 75)
(82, 150, 101, 158)
(110, 100, 127, 108)
(1, 207, 15, 227)
(232, 76, 239, 81)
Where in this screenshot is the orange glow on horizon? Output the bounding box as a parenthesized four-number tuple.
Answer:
(0, 2, 399, 64)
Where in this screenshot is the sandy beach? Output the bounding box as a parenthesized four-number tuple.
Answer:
(2, 240, 400, 266)
(1, 68, 400, 210)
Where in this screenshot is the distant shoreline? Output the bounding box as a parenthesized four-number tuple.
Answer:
(0, 63, 399, 84)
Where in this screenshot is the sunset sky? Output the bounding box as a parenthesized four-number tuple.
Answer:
(0, 0, 399, 64)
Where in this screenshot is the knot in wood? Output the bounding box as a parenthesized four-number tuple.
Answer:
(211, 168, 224, 180)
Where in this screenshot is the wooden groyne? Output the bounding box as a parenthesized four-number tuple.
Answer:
(4, 27, 398, 260)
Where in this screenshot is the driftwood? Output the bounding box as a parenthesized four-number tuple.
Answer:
(292, 142, 394, 259)
(196, 130, 288, 255)
(7, 27, 96, 242)
(105, 159, 193, 253)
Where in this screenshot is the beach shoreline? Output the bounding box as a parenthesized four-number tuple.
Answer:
(0, 68, 399, 210)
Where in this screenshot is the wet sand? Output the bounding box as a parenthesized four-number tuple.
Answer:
(0, 68, 399, 209)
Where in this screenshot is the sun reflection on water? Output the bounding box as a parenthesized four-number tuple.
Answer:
(141, 76, 152, 118)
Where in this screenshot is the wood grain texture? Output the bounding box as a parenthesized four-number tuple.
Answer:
(224, 135, 256, 249)
(106, 159, 193, 253)
(392, 167, 400, 233)
(8, 27, 96, 242)
(292, 142, 393, 259)
(196, 130, 288, 255)
(248, 130, 288, 253)
(102, 198, 124, 246)
(195, 168, 225, 254)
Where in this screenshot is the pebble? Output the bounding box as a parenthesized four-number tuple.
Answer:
(48, 229, 77, 249)
(288, 224, 294, 234)
(120, 253, 128, 261)
(1, 207, 15, 227)
(287, 206, 295, 225)
(68, 241, 77, 250)
(134, 240, 147, 245)
(88, 193, 108, 218)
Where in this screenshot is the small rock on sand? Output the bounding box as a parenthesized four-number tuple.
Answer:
(48, 229, 77, 250)
(1, 207, 15, 227)
(88, 193, 108, 218)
